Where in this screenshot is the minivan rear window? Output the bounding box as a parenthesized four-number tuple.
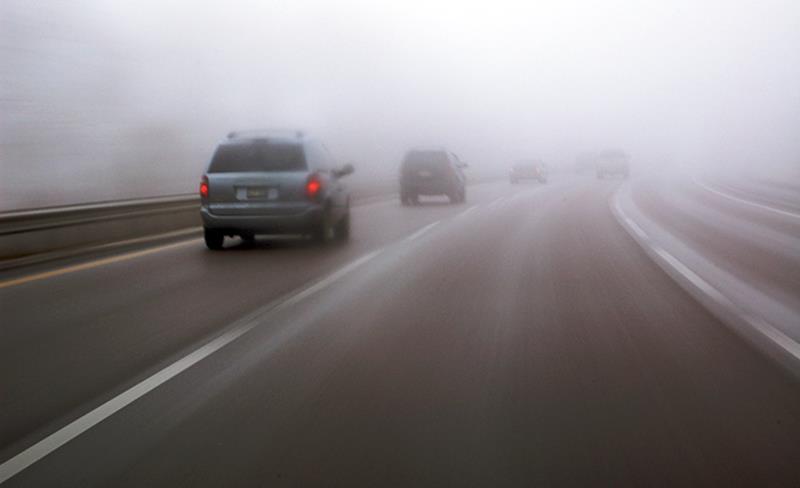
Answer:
(208, 142, 306, 173)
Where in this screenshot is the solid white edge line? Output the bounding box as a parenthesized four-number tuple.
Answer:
(405, 221, 440, 242)
(0, 249, 381, 485)
(610, 189, 800, 364)
(693, 177, 800, 221)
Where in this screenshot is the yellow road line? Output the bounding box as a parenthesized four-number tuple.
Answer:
(0, 239, 200, 290)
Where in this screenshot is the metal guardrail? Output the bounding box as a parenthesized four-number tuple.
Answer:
(0, 195, 199, 236)
(0, 175, 500, 266)
(0, 178, 399, 239)
(0, 173, 507, 235)
(0, 180, 399, 264)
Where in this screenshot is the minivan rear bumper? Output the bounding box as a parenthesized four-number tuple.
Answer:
(201, 205, 323, 234)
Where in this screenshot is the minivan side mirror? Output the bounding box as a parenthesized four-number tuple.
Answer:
(335, 163, 355, 178)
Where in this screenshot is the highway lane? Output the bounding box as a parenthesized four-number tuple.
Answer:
(0, 181, 533, 457)
(4, 176, 800, 486)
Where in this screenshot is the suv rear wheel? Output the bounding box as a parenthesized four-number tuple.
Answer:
(204, 228, 224, 250)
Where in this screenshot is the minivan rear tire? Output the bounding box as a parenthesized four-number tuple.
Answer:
(335, 211, 350, 242)
(204, 228, 224, 250)
(312, 208, 335, 244)
(450, 187, 466, 204)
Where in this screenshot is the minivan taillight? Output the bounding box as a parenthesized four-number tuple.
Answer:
(306, 174, 322, 200)
(200, 175, 209, 198)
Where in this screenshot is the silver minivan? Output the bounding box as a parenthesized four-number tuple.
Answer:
(200, 130, 354, 250)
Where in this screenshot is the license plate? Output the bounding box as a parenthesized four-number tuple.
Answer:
(247, 187, 267, 198)
(243, 187, 279, 200)
(418, 170, 432, 178)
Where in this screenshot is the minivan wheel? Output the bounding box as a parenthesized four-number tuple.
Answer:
(204, 228, 224, 250)
(312, 209, 335, 244)
(335, 211, 350, 242)
(449, 188, 465, 204)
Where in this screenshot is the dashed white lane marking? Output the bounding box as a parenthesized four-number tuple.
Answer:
(0, 250, 381, 485)
(486, 197, 506, 209)
(405, 221, 440, 242)
(457, 205, 479, 218)
(611, 193, 800, 365)
(694, 177, 800, 221)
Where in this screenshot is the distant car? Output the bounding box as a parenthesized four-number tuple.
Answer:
(399, 149, 467, 205)
(510, 160, 548, 183)
(596, 149, 630, 178)
(200, 130, 354, 250)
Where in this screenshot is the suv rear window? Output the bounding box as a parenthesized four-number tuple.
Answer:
(208, 141, 307, 173)
(401, 151, 450, 175)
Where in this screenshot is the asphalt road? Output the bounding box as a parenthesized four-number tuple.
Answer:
(2, 176, 800, 486)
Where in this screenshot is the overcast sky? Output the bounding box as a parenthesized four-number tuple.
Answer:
(1, 0, 799, 208)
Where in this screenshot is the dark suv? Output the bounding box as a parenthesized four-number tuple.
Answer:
(399, 149, 467, 205)
(200, 130, 353, 250)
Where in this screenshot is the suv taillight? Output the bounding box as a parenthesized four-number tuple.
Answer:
(200, 175, 209, 198)
(306, 174, 322, 200)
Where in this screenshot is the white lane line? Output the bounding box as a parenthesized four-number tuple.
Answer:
(457, 205, 479, 218)
(653, 244, 800, 361)
(0, 250, 381, 485)
(611, 191, 800, 365)
(486, 197, 506, 209)
(694, 177, 800, 221)
(624, 214, 649, 240)
(405, 221, 440, 242)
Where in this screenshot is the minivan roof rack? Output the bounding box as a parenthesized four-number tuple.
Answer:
(226, 129, 305, 140)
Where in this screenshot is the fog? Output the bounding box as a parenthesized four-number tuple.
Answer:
(1, 0, 799, 210)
